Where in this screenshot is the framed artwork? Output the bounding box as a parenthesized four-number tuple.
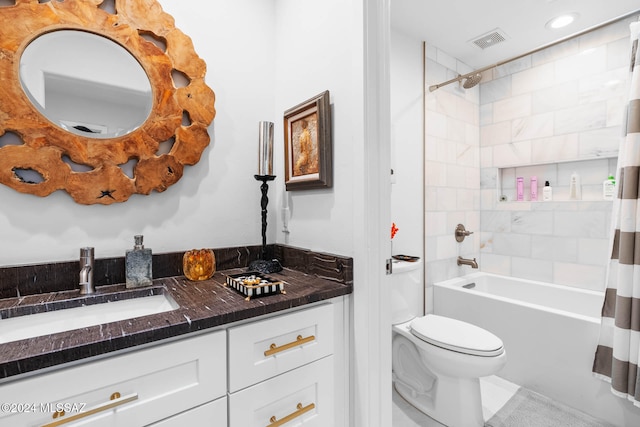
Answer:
(283, 90, 332, 190)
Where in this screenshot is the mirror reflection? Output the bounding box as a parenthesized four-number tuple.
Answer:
(19, 30, 153, 139)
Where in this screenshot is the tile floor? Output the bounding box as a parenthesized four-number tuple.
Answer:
(392, 375, 520, 427)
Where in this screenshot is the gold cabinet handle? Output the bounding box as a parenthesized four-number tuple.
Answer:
(267, 402, 315, 427)
(264, 334, 315, 357)
(41, 392, 138, 427)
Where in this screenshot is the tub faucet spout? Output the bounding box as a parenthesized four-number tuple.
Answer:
(457, 256, 478, 269)
(79, 247, 95, 295)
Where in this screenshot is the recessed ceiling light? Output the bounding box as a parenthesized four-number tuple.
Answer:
(545, 13, 579, 30)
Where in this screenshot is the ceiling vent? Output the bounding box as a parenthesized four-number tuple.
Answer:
(469, 28, 509, 50)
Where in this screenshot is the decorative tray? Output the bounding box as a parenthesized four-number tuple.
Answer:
(224, 272, 285, 301)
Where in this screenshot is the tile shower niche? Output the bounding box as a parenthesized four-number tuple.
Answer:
(496, 157, 618, 203)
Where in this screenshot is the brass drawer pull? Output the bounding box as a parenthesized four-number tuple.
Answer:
(41, 392, 138, 427)
(264, 334, 315, 357)
(267, 402, 315, 427)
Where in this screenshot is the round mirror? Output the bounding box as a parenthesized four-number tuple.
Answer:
(0, 0, 215, 204)
(19, 30, 153, 139)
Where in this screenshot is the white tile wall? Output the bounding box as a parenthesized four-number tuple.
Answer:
(512, 62, 555, 95)
(532, 81, 578, 114)
(530, 134, 579, 163)
(512, 112, 554, 142)
(425, 17, 634, 298)
(512, 256, 553, 282)
(477, 17, 635, 291)
(531, 235, 578, 263)
(424, 48, 480, 291)
(493, 94, 532, 122)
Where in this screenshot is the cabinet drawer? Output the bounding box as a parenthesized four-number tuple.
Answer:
(0, 331, 226, 427)
(228, 303, 334, 392)
(228, 356, 333, 427)
(149, 397, 227, 427)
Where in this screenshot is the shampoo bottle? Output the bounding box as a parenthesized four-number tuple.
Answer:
(126, 235, 153, 288)
(603, 175, 616, 200)
(530, 176, 538, 201)
(569, 172, 581, 200)
(543, 181, 553, 201)
(516, 177, 524, 201)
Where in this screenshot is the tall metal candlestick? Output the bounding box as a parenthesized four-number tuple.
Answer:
(248, 174, 282, 274)
(255, 174, 274, 259)
(258, 121, 274, 175)
(249, 121, 281, 274)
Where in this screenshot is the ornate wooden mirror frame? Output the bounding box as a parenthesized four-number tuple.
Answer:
(0, 0, 215, 204)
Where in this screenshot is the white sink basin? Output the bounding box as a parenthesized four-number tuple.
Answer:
(0, 291, 178, 344)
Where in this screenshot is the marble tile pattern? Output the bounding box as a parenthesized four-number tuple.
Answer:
(274, 245, 353, 286)
(0, 245, 353, 379)
(425, 17, 634, 294)
(476, 18, 635, 291)
(424, 44, 481, 312)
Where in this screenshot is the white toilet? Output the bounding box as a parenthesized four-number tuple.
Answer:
(391, 259, 506, 427)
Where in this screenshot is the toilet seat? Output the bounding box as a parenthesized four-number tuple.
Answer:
(410, 314, 504, 357)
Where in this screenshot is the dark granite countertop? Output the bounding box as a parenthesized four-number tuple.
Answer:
(0, 265, 352, 381)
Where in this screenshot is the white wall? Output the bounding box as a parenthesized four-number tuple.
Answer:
(0, 0, 361, 265)
(390, 30, 424, 260)
(0, 1, 271, 264)
(273, 0, 360, 256)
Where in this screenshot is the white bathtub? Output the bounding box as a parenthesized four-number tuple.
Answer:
(433, 272, 640, 427)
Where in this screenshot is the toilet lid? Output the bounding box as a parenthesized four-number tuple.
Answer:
(410, 314, 504, 357)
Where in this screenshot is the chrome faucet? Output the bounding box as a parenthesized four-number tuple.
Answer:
(79, 247, 95, 295)
(457, 256, 478, 269)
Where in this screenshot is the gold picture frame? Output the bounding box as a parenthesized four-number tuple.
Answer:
(283, 91, 332, 190)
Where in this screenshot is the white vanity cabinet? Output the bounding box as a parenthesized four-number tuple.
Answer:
(228, 303, 334, 392)
(228, 356, 333, 426)
(0, 331, 227, 427)
(227, 301, 346, 427)
(147, 399, 227, 427)
(0, 296, 349, 427)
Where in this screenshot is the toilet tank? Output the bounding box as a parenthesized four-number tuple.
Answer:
(391, 259, 423, 325)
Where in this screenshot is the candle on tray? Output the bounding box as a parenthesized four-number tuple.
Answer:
(258, 121, 274, 176)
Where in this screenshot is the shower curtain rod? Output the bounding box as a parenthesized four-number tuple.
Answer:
(428, 9, 640, 92)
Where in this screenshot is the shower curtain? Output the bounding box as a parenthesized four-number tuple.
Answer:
(592, 21, 640, 407)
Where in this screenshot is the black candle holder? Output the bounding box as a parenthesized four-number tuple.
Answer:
(248, 174, 283, 274)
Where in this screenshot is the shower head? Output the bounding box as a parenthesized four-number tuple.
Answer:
(462, 72, 482, 89)
(429, 71, 485, 92)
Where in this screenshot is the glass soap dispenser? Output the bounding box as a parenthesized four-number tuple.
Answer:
(126, 235, 153, 288)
